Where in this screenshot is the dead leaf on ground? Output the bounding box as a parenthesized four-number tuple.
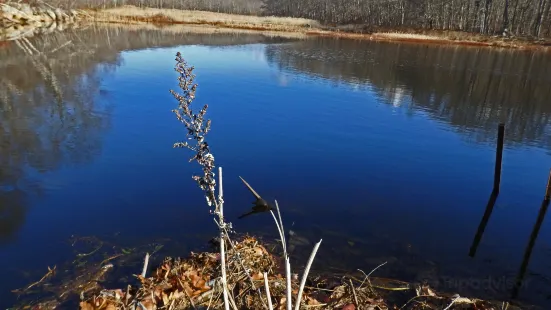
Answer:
(106, 304, 116, 310)
(140, 295, 156, 310)
(306, 296, 321, 305)
(252, 272, 264, 281)
(79, 302, 94, 310)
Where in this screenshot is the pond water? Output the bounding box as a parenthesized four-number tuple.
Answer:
(1, 24, 551, 308)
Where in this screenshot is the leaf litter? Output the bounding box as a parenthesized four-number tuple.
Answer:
(9, 235, 538, 310)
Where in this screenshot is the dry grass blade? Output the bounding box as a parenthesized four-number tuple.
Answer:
(141, 253, 150, 278)
(275, 200, 287, 255)
(286, 256, 292, 310)
(239, 176, 262, 199)
(349, 279, 359, 307)
(294, 240, 322, 310)
(264, 272, 274, 310)
(218, 167, 231, 310)
(270, 210, 286, 254)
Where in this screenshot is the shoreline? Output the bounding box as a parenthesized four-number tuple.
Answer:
(82, 6, 551, 52)
(0, 2, 81, 41)
(11, 235, 535, 310)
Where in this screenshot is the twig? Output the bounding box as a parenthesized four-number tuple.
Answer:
(399, 295, 435, 310)
(221, 228, 268, 309)
(366, 261, 387, 278)
(269, 199, 292, 310)
(264, 272, 274, 310)
(207, 280, 217, 310)
(50, 40, 72, 53)
(349, 279, 359, 308)
(353, 274, 409, 290)
(179, 278, 197, 310)
(304, 286, 335, 292)
(358, 261, 387, 291)
(16, 266, 56, 292)
(14, 39, 32, 55)
(126, 285, 131, 305)
(37, 0, 56, 10)
(141, 253, 150, 278)
(443, 295, 460, 310)
(99, 253, 123, 266)
(218, 167, 231, 310)
(270, 210, 286, 255)
(22, 37, 40, 54)
(285, 256, 292, 310)
(268, 200, 292, 310)
(275, 200, 287, 255)
(294, 240, 322, 310)
(221, 280, 239, 310)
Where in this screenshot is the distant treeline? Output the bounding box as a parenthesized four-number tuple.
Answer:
(41, 0, 551, 37)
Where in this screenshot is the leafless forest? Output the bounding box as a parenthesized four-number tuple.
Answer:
(31, 0, 551, 38)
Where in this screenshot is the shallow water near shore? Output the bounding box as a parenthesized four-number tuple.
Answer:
(1, 24, 551, 308)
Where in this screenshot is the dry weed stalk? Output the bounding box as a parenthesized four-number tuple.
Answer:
(170, 52, 323, 310)
(170, 52, 268, 309)
(170, 52, 231, 310)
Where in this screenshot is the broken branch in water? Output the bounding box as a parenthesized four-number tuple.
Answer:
(12, 265, 56, 293)
(76, 242, 103, 258)
(99, 253, 124, 266)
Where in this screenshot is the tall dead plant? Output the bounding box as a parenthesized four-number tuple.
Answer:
(170, 52, 231, 310)
(170, 52, 321, 310)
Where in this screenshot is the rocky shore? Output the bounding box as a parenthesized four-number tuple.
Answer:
(0, 2, 82, 41)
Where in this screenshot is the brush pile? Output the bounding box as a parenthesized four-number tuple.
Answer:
(78, 236, 297, 310)
(70, 235, 514, 310)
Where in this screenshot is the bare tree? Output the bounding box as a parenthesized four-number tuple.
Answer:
(28, 0, 550, 37)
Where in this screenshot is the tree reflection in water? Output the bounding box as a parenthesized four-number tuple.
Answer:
(265, 39, 551, 149)
(0, 24, 302, 243)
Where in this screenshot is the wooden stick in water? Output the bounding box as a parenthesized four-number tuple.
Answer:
(493, 123, 505, 193)
(545, 168, 551, 201)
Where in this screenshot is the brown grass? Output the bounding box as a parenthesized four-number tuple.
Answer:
(86, 6, 319, 31)
(85, 6, 551, 51)
(304, 29, 551, 50)
(89, 21, 308, 39)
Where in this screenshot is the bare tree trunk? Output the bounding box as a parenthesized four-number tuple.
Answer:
(534, 0, 549, 36)
(502, 0, 510, 34)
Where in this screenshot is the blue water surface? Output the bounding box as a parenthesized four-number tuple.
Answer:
(1, 30, 550, 308)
